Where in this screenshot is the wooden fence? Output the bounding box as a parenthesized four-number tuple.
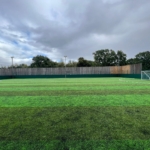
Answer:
(0, 64, 142, 76)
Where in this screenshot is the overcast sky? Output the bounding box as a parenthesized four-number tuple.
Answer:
(0, 0, 150, 66)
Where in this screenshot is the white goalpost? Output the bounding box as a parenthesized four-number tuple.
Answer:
(141, 70, 150, 80)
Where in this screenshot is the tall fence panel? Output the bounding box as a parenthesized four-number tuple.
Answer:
(130, 64, 142, 74)
(121, 65, 131, 74)
(0, 64, 142, 76)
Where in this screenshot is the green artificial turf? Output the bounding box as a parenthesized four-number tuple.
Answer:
(0, 95, 150, 107)
(0, 78, 150, 150)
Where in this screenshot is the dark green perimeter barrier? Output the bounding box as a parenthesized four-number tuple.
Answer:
(120, 74, 141, 79)
(0, 76, 12, 79)
(0, 74, 141, 79)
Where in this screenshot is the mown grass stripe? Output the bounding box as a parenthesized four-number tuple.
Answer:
(0, 84, 150, 88)
(0, 86, 150, 91)
(0, 107, 150, 140)
(0, 140, 150, 150)
(0, 78, 150, 149)
(0, 89, 150, 96)
(0, 78, 149, 85)
(0, 95, 150, 107)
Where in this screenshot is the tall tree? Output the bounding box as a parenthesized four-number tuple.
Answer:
(66, 60, 77, 67)
(57, 59, 65, 67)
(86, 60, 97, 66)
(135, 51, 150, 70)
(77, 57, 92, 67)
(116, 50, 127, 66)
(30, 55, 56, 68)
(17, 64, 28, 68)
(93, 49, 117, 66)
(126, 58, 137, 65)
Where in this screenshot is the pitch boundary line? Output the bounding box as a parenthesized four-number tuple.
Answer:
(119, 79, 150, 85)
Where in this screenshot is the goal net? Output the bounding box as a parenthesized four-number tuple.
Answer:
(141, 70, 150, 80)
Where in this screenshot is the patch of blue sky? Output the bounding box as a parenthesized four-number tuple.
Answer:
(28, 56, 33, 59)
(21, 49, 32, 57)
(50, 9, 59, 19)
(11, 40, 19, 46)
(0, 37, 5, 43)
(57, 59, 64, 62)
(21, 45, 31, 51)
(49, 9, 59, 20)
(25, 31, 31, 39)
(0, 35, 12, 44)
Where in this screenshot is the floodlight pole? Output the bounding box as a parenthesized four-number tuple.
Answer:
(118, 57, 120, 74)
(11, 57, 14, 78)
(64, 56, 67, 78)
(11, 57, 14, 68)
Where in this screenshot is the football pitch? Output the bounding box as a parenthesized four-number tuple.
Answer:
(0, 78, 150, 150)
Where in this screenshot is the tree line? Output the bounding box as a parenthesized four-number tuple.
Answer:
(8, 49, 150, 70)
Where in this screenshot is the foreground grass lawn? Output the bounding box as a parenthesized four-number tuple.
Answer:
(0, 78, 150, 150)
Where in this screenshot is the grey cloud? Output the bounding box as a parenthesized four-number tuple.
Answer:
(0, 0, 150, 66)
